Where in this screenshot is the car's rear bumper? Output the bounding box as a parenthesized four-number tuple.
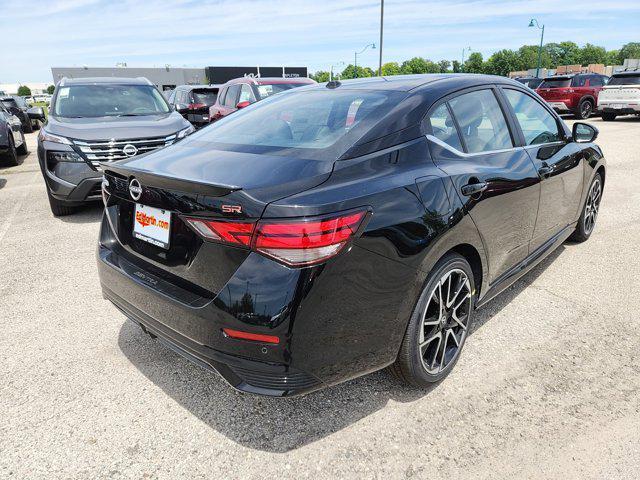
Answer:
(547, 101, 571, 112)
(599, 104, 640, 114)
(98, 244, 324, 397)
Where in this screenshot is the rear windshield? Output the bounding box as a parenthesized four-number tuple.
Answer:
(192, 88, 218, 105)
(1, 99, 18, 109)
(12, 96, 28, 108)
(52, 84, 170, 118)
(539, 78, 571, 88)
(183, 89, 403, 159)
(608, 74, 640, 86)
(255, 83, 304, 100)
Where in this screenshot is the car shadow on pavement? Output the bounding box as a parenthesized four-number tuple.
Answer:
(117, 244, 565, 453)
(57, 204, 103, 224)
(0, 178, 6, 189)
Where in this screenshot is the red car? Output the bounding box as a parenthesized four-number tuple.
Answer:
(536, 73, 608, 119)
(209, 77, 316, 122)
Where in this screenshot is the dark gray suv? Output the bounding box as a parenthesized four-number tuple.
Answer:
(38, 77, 194, 216)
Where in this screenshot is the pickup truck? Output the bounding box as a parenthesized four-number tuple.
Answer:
(597, 71, 640, 121)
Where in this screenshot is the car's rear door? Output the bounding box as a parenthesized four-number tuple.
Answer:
(426, 86, 541, 284)
(499, 87, 584, 252)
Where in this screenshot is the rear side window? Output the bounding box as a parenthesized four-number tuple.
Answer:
(427, 103, 463, 151)
(448, 89, 513, 153)
(539, 78, 571, 88)
(608, 74, 640, 85)
(572, 76, 588, 87)
(224, 85, 241, 107)
(192, 89, 218, 105)
(590, 76, 605, 87)
(503, 89, 562, 145)
(238, 84, 254, 103)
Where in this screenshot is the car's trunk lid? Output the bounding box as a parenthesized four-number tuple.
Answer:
(101, 141, 333, 295)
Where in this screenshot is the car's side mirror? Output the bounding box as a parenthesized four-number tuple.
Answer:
(175, 103, 189, 114)
(236, 101, 251, 109)
(27, 106, 46, 121)
(572, 122, 598, 143)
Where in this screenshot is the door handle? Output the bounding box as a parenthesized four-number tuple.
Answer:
(461, 181, 488, 197)
(538, 165, 553, 178)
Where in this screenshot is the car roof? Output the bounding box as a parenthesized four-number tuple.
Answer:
(58, 76, 154, 86)
(177, 84, 222, 90)
(612, 70, 640, 76)
(225, 76, 316, 86)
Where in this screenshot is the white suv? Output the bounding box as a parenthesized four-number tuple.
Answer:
(598, 71, 640, 121)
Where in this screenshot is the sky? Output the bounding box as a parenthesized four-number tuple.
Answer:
(1, 0, 639, 83)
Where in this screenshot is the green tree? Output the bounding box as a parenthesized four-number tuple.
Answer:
(452, 60, 462, 73)
(484, 49, 522, 76)
(618, 42, 640, 64)
(17, 85, 31, 96)
(437, 60, 451, 73)
(605, 50, 620, 66)
(518, 45, 552, 70)
(579, 43, 608, 65)
(310, 71, 330, 82)
(340, 64, 374, 79)
(46, 85, 55, 94)
(381, 62, 401, 76)
(545, 41, 581, 67)
(463, 52, 484, 73)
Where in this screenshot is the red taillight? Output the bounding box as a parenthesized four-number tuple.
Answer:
(185, 219, 254, 246)
(185, 210, 368, 267)
(188, 103, 207, 110)
(222, 328, 280, 344)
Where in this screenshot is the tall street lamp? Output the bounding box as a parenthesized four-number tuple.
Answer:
(529, 18, 545, 78)
(378, 0, 384, 76)
(354, 43, 376, 78)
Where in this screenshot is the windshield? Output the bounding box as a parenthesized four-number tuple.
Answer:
(255, 83, 303, 100)
(1, 99, 17, 109)
(184, 89, 402, 158)
(52, 84, 170, 118)
(192, 89, 218, 105)
(608, 74, 640, 86)
(539, 78, 571, 89)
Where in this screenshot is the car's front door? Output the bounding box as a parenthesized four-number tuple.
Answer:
(500, 87, 585, 251)
(426, 87, 541, 284)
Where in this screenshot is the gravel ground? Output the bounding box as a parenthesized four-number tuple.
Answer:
(1, 118, 639, 479)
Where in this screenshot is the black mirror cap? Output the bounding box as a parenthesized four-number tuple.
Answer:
(572, 122, 598, 143)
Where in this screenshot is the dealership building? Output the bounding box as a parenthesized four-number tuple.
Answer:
(50, 65, 308, 90)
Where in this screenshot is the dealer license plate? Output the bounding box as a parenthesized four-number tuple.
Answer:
(133, 203, 171, 249)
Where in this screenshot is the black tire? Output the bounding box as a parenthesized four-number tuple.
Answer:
(1, 133, 19, 167)
(47, 189, 76, 217)
(390, 253, 476, 386)
(22, 121, 33, 134)
(570, 173, 602, 243)
(32, 120, 41, 131)
(601, 112, 617, 121)
(574, 98, 593, 119)
(16, 132, 28, 155)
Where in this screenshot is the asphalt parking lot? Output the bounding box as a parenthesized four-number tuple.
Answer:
(1, 117, 639, 479)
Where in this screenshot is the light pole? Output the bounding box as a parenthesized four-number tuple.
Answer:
(529, 18, 545, 78)
(354, 43, 376, 78)
(330, 61, 345, 81)
(461, 46, 471, 71)
(378, 0, 384, 76)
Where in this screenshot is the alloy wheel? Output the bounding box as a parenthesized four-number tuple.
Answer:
(581, 101, 592, 118)
(584, 177, 601, 235)
(418, 268, 472, 374)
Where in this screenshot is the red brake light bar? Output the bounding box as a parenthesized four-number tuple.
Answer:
(185, 210, 368, 267)
(188, 103, 207, 110)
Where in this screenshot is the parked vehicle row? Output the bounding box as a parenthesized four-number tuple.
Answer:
(1, 95, 45, 133)
(167, 84, 221, 128)
(535, 73, 609, 119)
(96, 74, 605, 397)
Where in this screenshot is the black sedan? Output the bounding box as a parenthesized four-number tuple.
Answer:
(98, 74, 605, 396)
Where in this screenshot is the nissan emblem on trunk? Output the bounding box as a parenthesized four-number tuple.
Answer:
(129, 178, 142, 201)
(123, 144, 138, 157)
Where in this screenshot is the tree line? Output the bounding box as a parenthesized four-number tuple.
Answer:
(311, 41, 640, 81)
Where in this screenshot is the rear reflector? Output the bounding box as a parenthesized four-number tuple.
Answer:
(185, 209, 368, 267)
(222, 328, 280, 344)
